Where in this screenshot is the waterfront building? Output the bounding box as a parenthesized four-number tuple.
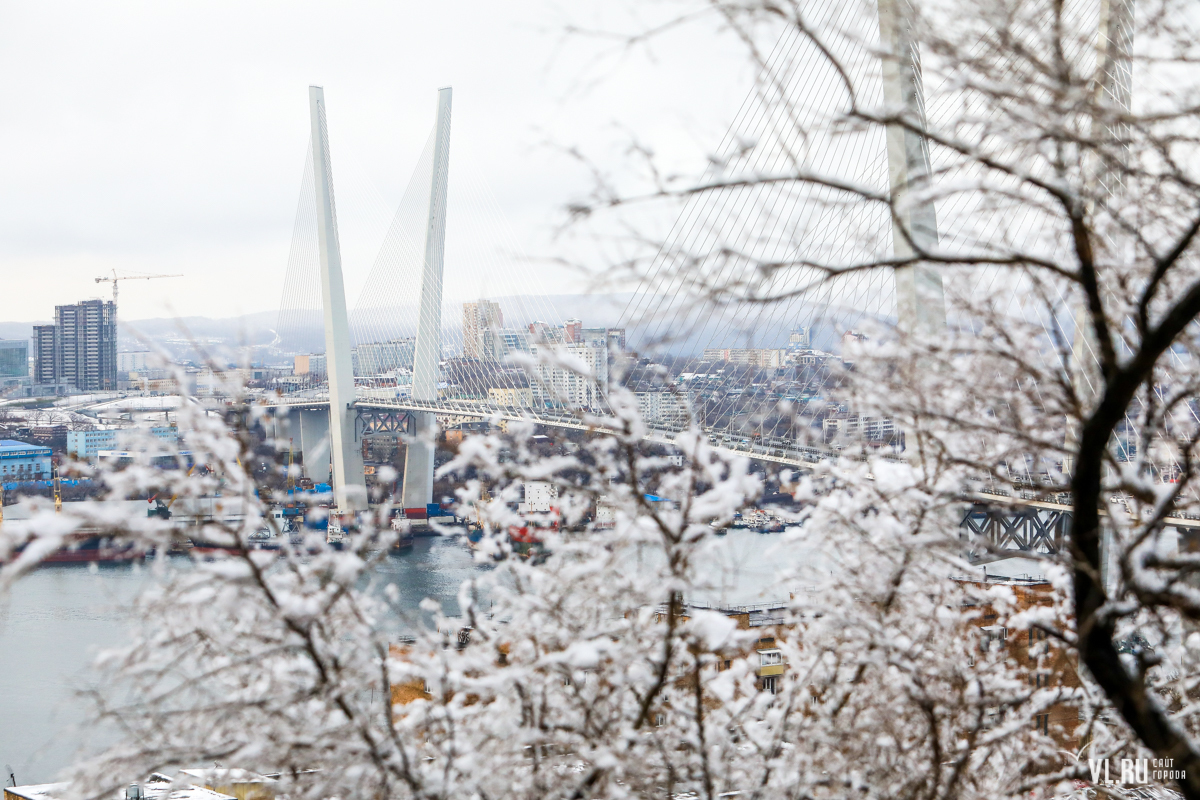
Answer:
(66, 426, 179, 461)
(519, 481, 558, 514)
(0, 439, 52, 480)
(34, 299, 118, 392)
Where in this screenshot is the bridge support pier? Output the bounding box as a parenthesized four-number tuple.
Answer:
(402, 411, 436, 510)
(296, 408, 332, 485)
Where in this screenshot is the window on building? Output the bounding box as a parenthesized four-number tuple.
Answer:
(760, 650, 783, 666)
(1035, 713, 1050, 736)
(761, 676, 778, 694)
(980, 626, 1007, 652)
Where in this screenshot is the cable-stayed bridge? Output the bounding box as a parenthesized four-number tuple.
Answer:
(267, 9, 935, 509)
(266, 66, 889, 516)
(259, 3, 1195, 565)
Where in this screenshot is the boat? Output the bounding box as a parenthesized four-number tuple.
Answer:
(390, 516, 415, 551)
(5, 532, 148, 564)
(732, 509, 787, 533)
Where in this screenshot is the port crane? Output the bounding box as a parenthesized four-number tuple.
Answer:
(94, 270, 183, 305)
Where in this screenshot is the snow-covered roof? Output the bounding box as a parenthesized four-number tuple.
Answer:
(5, 782, 69, 800)
(5, 772, 239, 800)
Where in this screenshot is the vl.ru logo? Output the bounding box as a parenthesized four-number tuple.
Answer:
(1088, 757, 1186, 785)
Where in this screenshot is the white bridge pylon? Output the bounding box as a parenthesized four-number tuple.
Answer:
(309, 85, 367, 512)
(302, 86, 452, 512)
(403, 87, 453, 512)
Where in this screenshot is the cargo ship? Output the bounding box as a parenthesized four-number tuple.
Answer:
(5, 531, 149, 564)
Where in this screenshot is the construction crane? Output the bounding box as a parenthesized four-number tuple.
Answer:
(94, 269, 183, 305)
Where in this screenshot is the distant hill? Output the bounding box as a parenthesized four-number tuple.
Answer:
(3, 291, 884, 363)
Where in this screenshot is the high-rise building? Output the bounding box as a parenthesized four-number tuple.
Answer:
(463, 300, 503, 359)
(118, 351, 152, 372)
(34, 299, 117, 391)
(579, 326, 626, 353)
(788, 326, 812, 350)
(486, 328, 532, 361)
(0, 339, 28, 378)
(564, 318, 582, 343)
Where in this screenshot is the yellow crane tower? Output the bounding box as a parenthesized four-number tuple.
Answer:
(94, 270, 183, 305)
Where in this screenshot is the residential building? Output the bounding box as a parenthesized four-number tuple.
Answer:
(4, 770, 254, 800)
(0, 339, 28, 378)
(527, 321, 564, 345)
(822, 414, 896, 443)
(463, 300, 504, 359)
(635, 391, 691, 425)
(960, 576, 1081, 749)
(488, 386, 532, 406)
(294, 353, 327, 378)
(701, 348, 785, 369)
(564, 318, 582, 343)
(578, 326, 627, 354)
(32, 325, 57, 385)
(529, 343, 608, 410)
(354, 338, 415, 375)
(33, 299, 117, 391)
(0, 439, 52, 480)
(118, 351, 153, 372)
(485, 328, 532, 361)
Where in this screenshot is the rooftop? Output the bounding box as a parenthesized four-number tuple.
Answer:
(0, 439, 51, 453)
(4, 773, 241, 800)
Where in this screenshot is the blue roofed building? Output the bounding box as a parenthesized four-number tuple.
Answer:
(0, 439, 53, 481)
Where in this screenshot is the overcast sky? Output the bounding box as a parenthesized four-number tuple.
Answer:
(0, 1, 754, 323)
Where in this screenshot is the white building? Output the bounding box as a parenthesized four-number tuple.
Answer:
(519, 481, 558, 514)
(354, 339, 415, 375)
(701, 348, 785, 368)
(635, 391, 691, 425)
(529, 343, 608, 410)
(67, 425, 179, 461)
(118, 351, 154, 372)
(822, 414, 896, 443)
(484, 328, 532, 361)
